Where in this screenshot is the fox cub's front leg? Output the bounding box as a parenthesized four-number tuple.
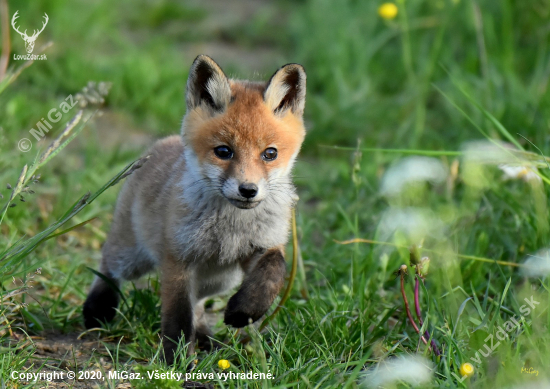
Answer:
(224, 248, 286, 327)
(161, 254, 196, 365)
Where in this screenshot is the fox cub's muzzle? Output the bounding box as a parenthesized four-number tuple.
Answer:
(222, 178, 265, 209)
(238, 183, 258, 199)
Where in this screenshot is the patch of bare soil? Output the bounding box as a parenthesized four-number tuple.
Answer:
(13, 332, 114, 388)
(22, 332, 216, 388)
(184, 0, 284, 75)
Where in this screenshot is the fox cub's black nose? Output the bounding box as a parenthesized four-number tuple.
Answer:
(239, 183, 258, 199)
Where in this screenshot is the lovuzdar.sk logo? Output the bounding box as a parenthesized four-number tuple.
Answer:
(11, 10, 49, 60)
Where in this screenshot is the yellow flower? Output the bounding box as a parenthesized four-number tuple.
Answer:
(218, 359, 231, 370)
(378, 3, 398, 20)
(459, 362, 474, 378)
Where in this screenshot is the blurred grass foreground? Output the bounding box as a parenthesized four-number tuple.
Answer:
(1, 0, 550, 388)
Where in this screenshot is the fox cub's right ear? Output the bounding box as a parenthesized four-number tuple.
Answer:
(186, 55, 231, 114)
(264, 63, 306, 117)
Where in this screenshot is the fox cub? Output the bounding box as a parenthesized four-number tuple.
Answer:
(83, 55, 306, 364)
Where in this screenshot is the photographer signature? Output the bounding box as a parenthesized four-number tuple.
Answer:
(521, 366, 539, 377)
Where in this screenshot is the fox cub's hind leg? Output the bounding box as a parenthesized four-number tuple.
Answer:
(83, 245, 156, 329)
(83, 258, 120, 329)
(160, 253, 196, 365)
(224, 248, 286, 327)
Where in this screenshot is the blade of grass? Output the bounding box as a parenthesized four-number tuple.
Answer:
(43, 217, 98, 241)
(440, 69, 523, 150)
(0, 0, 10, 81)
(335, 238, 528, 268)
(319, 145, 462, 156)
(0, 156, 148, 275)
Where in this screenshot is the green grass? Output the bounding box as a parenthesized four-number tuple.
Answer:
(1, 0, 550, 388)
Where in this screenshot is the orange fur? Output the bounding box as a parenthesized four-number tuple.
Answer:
(184, 81, 305, 183)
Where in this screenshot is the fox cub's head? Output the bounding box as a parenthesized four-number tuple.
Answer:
(182, 55, 306, 209)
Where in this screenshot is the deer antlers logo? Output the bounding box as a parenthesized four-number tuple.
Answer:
(11, 11, 49, 54)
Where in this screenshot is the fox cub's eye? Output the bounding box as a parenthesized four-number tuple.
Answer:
(214, 146, 233, 160)
(262, 147, 278, 161)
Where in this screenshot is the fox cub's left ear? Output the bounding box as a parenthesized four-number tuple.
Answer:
(186, 55, 231, 114)
(264, 64, 306, 117)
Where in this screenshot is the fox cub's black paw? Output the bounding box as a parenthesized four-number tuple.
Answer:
(83, 284, 119, 329)
(224, 290, 269, 328)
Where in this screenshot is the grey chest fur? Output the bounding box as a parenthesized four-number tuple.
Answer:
(175, 195, 292, 264)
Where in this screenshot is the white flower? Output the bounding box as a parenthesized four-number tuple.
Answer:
(380, 156, 447, 196)
(377, 207, 445, 244)
(522, 249, 550, 277)
(461, 140, 544, 186)
(462, 140, 516, 165)
(498, 164, 541, 182)
(362, 355, 434, 388)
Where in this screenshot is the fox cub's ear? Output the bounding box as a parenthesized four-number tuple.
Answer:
(264, 64, 306, 117)
(186, 55, 231, 114)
